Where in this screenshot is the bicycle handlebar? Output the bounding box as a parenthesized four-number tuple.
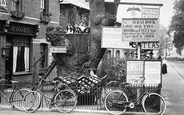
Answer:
(0, 79, 18, 84)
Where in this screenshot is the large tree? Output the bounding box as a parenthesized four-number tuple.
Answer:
(46, 0, 120, 78)
(168, 0, 184, 56)
(159, 25, 173, 57)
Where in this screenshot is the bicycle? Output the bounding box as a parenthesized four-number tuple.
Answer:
(0, 79, 31, 110)
(104, 80, 167, 115)
(22, 76, 77, 113)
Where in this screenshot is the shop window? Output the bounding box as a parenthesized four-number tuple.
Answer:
(13, 37, 30, 73)
(40, 43, 48, 68)
(11, 0, 22, 11)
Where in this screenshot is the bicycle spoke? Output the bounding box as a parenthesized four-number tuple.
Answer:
(104, 90, 128, 115)
(23, 91, 41, 113)
(143, 93, 166, 115)
(12, 88, 30, 111)
(54, 89, 77, 113)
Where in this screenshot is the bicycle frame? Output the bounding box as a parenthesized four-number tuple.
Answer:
(32, 78, 61, 108)
(0, 83, 18, 105)
(121, 86, 150, 109)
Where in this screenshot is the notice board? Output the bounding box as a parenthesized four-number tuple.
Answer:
(126, 60, 162, 85)
(122, 18, 159, 42)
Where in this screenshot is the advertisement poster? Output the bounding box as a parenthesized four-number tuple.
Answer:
(144, 61, 161, 85)
(126, 60, 162, 85)
(101, 27, 133, 49)
(122, 18, 159, 42)
(142, 7, 160, 18)
(126, 61, 144, 84)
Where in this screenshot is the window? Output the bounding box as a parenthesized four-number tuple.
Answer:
(11, 0, 22, 11)
(13, 37, 30, 73)
(107, 50, 111, 60)
(40, 43, 48, 68)
(0, 0, 7, 7)
(40, 0, 49, 12)
(116, 50, 120, 59)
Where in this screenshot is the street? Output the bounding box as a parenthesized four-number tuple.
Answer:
(1, 60, 184, 115)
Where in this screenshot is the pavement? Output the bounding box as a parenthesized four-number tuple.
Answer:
(162, 60, 184, 115)
(1, 60, 184, 115)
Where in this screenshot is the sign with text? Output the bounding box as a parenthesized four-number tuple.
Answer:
(8, 22, 38, 37)
(141, 42, 159, 49)
(126, 61, 144, 84)
(49, 46, 67, 53)
(144, 61, 161, 84)
(142, 8, 160, 18)
(101, 27, 134, 49)
(122, 18, 159, 42)
(126, 60, 162, 85)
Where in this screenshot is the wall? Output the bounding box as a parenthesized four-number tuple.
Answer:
(0, 0, 60, 82)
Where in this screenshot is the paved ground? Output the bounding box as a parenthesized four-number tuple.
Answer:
(1, 60, 184, 115)
(162, 60, 184, 115)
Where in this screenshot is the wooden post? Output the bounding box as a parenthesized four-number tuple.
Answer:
(137, 42, 141, 104)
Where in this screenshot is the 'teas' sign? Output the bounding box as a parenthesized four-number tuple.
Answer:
(141, 42, 159, 49)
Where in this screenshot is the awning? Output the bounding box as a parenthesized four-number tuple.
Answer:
(60, 0, 89, 10)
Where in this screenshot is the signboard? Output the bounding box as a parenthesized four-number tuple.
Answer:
(144, 61, 161, 84)
(49, 46, 67, 53)
(142, 7, 160, 18)
(8, 22, 38, 37)
(141, 42, 159, 49)
(126, 61, 144, 84)
(126, 60, 162, 85)
(101, 27, 134, 49)
(122, 18, 159, 42)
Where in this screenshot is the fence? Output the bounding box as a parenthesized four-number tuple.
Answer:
(0, 82, 161, 112)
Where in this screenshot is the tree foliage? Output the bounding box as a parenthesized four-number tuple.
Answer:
(168, 0, 184, 55)
(159, 25, 173, 56)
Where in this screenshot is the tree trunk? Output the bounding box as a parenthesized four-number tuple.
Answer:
(46, 0, 120, 78)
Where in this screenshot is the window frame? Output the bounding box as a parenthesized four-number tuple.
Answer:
(11, 0, 22, 11)
(12, 37, 31, 74)
(40, 0, 49, 13)
(0, 0, 7, 7)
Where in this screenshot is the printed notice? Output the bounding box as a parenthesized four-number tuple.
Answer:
(126, 61, 144, 84)
(144, 61, 161, 85)
(122, 18, 159, 42)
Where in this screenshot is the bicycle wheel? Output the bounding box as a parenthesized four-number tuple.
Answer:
(54, 89, 77, 113)
(23, 91, 41, 113)
(12, 88, 31, 111)
(104, 90, 128, 115)
(106, 81, 119, 88)
(0, 91, 9, 107)
(142, 93, 166, 115)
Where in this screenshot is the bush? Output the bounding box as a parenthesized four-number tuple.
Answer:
(98, 58, 126, 85)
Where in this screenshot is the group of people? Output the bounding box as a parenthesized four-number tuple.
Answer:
(66, 20, 90, 34)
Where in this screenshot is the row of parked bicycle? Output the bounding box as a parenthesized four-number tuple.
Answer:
(0, 75, 167, 115)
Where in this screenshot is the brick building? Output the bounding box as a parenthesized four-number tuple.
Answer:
(0, 0, 60, 83)
(60, 0, 90, 31)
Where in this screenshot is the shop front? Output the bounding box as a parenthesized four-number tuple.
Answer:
(4, 21, 38, 83)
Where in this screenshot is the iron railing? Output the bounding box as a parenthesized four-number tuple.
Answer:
(0, 82, 161, 112)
